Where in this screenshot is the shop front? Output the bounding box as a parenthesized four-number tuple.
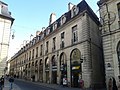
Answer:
(70, 48, 82, 88)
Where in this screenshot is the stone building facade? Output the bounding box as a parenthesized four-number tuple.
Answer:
(9, 0, 105, 88)
(97, 0, 120, 88)
(0, 1, 14, 77)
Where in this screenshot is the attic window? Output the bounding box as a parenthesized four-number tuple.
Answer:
(71, 5, 79, 18)
(60, 15, 66, 25)
(53, 22, 57, 30)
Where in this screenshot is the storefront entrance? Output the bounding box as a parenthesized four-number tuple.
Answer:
(46, 71, 49, 83)
(70, 48, 82, 87)
(52, 71, 57, 84)
(71, 65, 81, 87)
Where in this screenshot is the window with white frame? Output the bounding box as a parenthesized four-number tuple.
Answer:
(60, 15, 66, 25)
(71, 6, 79, 18)
(46, 41, 49, 53)
(60, 32, 65, 48)
(53, 22, 58, 30)
(72, 25, 78, 44)
(53, 37, 56, 50)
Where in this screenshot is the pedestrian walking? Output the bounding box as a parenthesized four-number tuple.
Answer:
(9, 76, 14, 90)
(108, 78, 113, 90)
(1, 75, 4, 88)
(0, 78, 2, 90)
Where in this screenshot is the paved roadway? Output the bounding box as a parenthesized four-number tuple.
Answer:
(3, 79, 106, 90)
(3, 78, 53, 90)
(14, 79, 53, 90)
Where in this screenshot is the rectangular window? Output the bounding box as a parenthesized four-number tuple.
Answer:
(52, 37, 56, 51)
(46, 41, 49, 54)
(61, 32, 64, 39)
(60, 41, 64, 48)
(72, 25, 78, 44)
(32, 49, 34, 59)
(29, 51, 31, 60)
(27, 53, 28, 60)
(36, 47, 38, 58)
(40, 44, 43, 56)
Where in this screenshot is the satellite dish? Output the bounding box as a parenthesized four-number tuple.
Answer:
(102, 11, 116, 25)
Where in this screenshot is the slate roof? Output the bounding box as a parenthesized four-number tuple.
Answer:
(0, 1, 14, 22)
(46, 0, 99, 34)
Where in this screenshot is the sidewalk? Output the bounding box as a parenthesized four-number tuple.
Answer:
(3, 79, 21, 90)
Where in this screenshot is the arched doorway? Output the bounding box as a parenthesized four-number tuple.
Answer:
(45, 57, 50, 83)
(60, 52, 67, 85)
(28, 63, 31, 79)
(39, 59, 43, 82)
(51, 55, 57, 84)
(70, 48, 82, 87)
(35, 60, 38, 81)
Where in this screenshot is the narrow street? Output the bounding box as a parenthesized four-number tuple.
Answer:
(15, 79, 54, 90)
(3, 79, 53, 90)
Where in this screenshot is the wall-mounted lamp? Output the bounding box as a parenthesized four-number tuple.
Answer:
(80, 58, 83, 63)
(80, 54, 86, 63)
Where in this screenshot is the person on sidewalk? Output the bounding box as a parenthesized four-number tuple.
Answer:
(0, 78, 3, 90)
(1, 75, 4, 88)
(9, 76, 14, 90)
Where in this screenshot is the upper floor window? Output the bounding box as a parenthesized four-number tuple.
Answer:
(46, 41, 49, 54)
(52, 37, 56, 51)
(40, 44, 43, 56)
(27, 53, 28, 60)
(72, 25, 78, 44)
(25, 54, 26, 60)
(32, 49, 34, 59)
(29, 51, 31, 60)
(36, 47, 38, 58)
(61, 32, 65, 39)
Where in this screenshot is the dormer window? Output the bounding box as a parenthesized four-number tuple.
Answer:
(71, 5, 79, 18)
(46, 27, 50, 35)
(60, 15, 66, 25)
(53, 22, 58, 30)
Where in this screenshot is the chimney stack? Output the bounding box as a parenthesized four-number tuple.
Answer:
(49, 13, 56, 25)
